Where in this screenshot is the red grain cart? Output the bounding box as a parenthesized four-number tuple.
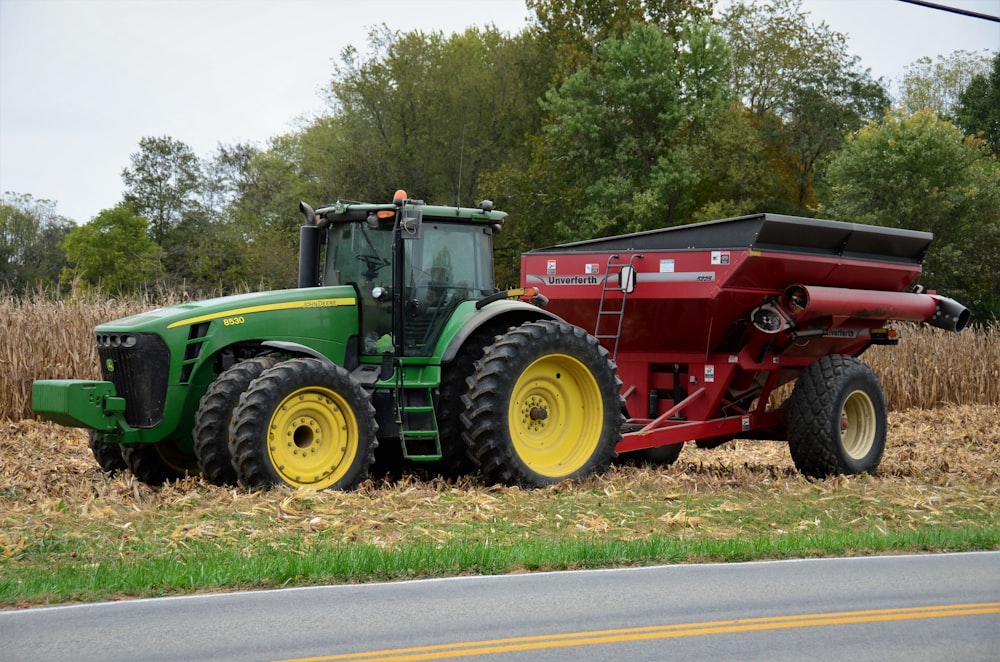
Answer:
(520, 213, 969, 477)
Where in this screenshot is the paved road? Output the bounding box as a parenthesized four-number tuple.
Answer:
(2, 552, 998, 661)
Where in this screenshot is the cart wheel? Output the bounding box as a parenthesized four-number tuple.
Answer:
(230, 358, 378, 490)
(121, 440, 201, 486)
(619, 442, 683, 467)
(193, 356, 277, 486)
(461, 320, 623, 486)
(88, 430, 127, 474)
(787, 355, 887, 478)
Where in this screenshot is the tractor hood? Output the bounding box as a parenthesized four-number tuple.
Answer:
(95, 287, 358, 334)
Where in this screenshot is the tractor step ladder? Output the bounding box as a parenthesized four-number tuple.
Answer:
(395, 370, 442, 461)
(595, 253, 642, 361)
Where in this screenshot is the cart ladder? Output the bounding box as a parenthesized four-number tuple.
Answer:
(595, 253, 642, 361)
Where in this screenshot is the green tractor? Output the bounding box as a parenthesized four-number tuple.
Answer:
(32, 191, 624, 490)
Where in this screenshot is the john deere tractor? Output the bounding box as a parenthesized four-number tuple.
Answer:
(32, 191, 624, 490)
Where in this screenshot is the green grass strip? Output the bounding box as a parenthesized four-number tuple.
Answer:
(3, 525, 997, 607)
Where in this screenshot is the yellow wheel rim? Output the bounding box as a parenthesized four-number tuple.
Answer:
(508, 353, 603, 478)
(840, 390, 876, 460)
(266, 386, 358, 489)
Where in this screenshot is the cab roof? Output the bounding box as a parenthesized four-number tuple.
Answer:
(316, 199, 507, 225)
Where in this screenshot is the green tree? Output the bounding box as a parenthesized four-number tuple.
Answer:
(526, 0, 714, 73)
(780, 74, 888, 209)
(955, 52, 1000, 158)
(150, 141, 261, 293)
(0, 193, 72, 290)
(826, 110, 1000, 319)
(686, 104, 784, 219)
(483, 130, 583, 287)
(530, 20, 730, 237)
(159, 211, 259, 294)
(122, 136, 203, 244)
(325, 25, 553, 206)
(231, 133, 319, 235)
(721, 0, 849, 116)
(224, 131, 319, 289)
(898, 50, 993, 119)
(202, 142, 261, 216)
(721, 0, 888, 210)
(60, 203, 164, 293)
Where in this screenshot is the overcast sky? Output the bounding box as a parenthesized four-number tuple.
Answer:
(1, 0, 998, 224)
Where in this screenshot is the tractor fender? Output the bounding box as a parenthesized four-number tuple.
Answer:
(441, 299, 561, 363)
(260, 340, 335, 365)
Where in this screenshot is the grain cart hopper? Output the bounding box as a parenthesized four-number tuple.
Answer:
(32, 191, 626, 490)
(521, 213, 969, 477)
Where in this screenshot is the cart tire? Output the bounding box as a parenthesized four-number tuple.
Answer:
(230, 358, 378, 490)
(88, 430, 127, 474)
(620, 443, 684, 467)
(787, 355, 887, 478)
(121, 440, 201, 486)
(193, 356, 277, 486)
(461, 320, 623, 486)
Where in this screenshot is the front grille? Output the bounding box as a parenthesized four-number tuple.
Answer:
(97, 333, 170, 428)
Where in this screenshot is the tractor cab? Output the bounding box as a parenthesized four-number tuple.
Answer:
(303, 191, 504, 357)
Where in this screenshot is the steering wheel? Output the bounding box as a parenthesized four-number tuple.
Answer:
(355, 253, 388, 279)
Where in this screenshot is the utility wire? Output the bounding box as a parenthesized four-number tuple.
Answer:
(897, 0, 1000, 23)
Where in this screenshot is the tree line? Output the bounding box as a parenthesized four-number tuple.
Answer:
(2, 0, 998, 318)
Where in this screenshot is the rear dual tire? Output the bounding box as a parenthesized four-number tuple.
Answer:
(461, 320, 623, 487)
(434, 327, 500, 478)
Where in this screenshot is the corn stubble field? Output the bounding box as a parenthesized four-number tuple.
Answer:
(1, 294, 999, 606)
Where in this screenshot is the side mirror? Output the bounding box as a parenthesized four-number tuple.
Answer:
(400, 209, 422, 239)
(618, 265, 637, 294)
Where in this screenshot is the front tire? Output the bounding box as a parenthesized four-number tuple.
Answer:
(787, 355, 887, 478)
(88, 430, 127, 474)
(193, 356, 277, 486)
(461, 320, 623, 486)
(121, 440, 201, 486)
(230, 358, 378, 490)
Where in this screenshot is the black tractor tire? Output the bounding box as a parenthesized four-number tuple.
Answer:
(434, 326, 502, 478)
(368, 435, 406, 483)
(461, 320, 624, 487)
(193, 356, 278, 486)
(229, 358, 378, 491)
(88, 430, 127, 474)
(787, 355, 887, 478)
(121, 440, 201, 487)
